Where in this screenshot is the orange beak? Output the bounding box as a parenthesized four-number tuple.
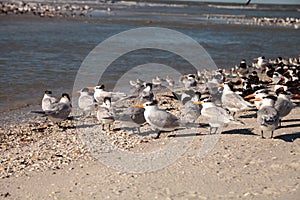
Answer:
(244, 94, 255, 99)
(253, 57, 258, 61)
(193, 101, 203, 105)
(135, 104, 144, 108)
(250, 98, 262, 102)
(217, 83, 224, 87)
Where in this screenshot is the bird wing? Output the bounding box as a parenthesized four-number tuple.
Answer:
(79, 95, 95, 109)
(274, 98, 293, 117)
(223, 93, 253, 109)
(202, 106, 231, 123)
(97, 107, 114, 120)
(147, 110, 180, 130)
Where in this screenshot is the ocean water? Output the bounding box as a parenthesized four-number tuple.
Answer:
(0, 1, 299, 112)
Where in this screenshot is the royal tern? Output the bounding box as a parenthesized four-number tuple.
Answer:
(196, 100, 244, 134)
(221, 83, 255, 117)
(255, 95, 279, 138)
(274, 89, 294, 126)
(32, 93, 72, 125)
(78, 88, 96, 115)
(41, 90, 58, 111)
(136, 100, 195, 139)
(97, 97, 115, 131)
(245, 89, 269, 109)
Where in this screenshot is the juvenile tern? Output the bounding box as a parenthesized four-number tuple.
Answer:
(97, 97, 115, 131)
(255, 95, 279, 138)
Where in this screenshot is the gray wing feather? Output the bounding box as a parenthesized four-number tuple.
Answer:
(148, 110, 180, 129)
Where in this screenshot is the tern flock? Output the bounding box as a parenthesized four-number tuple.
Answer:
(32, 55, 300, 139)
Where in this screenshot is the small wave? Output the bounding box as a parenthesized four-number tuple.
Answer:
(208, 4, 257, 10)
(115, 1, 186, 8)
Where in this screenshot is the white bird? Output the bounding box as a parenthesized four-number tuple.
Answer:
(152, 76, 164, 86)
(196, 100, 244, 134)
(97, 97, 115, 131)
(93, 84, 126, 103)
(78, 88, 96, 115)
(166, 75, 175, 87)
(244, 89, 269, 109)
(254, 56, 270, 70)
(41, 90, 58, 111)
(137, 100, 195, 139)
(221, 83, 255, 117)
(274, 89, 294, 126)
(255, 95, 279, 138)
(32, 93, 72, 125)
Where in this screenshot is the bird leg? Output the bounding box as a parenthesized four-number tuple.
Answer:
(271, 131, 274, 139)
(232, 112, 236, 118)
(278, 119, 282, 127)
(101, 123, 105, 131)
(261, 130, 265, 139)
(154, 131, 162, 139)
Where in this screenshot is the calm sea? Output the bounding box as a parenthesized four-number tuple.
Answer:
(0, 0, 299, 112)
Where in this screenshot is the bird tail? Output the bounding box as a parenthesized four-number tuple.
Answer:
(180, 121, 201, 128)
(31, 110, 47, 117)
(229, 119, 245, 125)
(31, 110, 46, 114)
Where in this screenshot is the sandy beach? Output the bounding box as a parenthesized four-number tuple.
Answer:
(0, 92, 299, 199)
(1, 1, 300, 199)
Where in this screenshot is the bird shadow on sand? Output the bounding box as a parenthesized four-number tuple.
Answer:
(281, 118, 300, 123)
(277, 123, 300, 129)
(274, 132, 300, 142)
(221, 128, 257, 136)
(76, 123, 98, 129)
(239, 113, 257, 119)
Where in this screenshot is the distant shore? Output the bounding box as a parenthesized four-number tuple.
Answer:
(1, 1, 300, 28)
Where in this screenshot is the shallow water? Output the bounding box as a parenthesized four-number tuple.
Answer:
(0, 1, 299, 112)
